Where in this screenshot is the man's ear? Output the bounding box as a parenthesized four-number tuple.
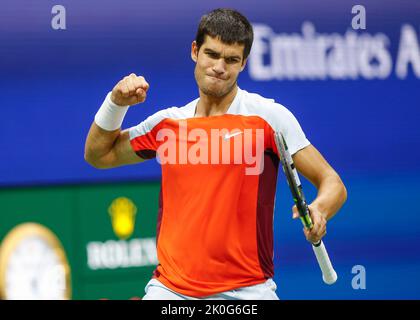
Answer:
(240, 58, 248, 72)
(191, 41, 198, 63)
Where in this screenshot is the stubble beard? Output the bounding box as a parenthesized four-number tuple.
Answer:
(200, 80, 237, 98)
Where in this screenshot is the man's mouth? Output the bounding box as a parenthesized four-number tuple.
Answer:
(207, 75, 225, 81)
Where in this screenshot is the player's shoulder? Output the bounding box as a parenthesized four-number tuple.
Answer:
(238, 88, 295, 120)
(141, 97, 198, 125)
(150, 98, 197, 120)
(129, 98, 197, 139)
(240, 88, 276, 106)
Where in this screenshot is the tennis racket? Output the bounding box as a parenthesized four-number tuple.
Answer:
(274, 132, 337, 285)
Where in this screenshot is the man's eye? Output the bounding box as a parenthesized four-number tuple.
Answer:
(207, 52, 218, 58)
(226, 58, 239, 64)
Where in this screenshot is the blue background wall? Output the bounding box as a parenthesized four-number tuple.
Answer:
(1, 0, 419, 298)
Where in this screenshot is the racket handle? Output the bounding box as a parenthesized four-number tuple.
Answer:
(312, 240, 338, 285)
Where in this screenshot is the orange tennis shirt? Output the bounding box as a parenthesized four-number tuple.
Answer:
(129, 88, 310, 297)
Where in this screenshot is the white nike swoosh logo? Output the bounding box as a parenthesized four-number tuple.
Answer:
(224, 131, 243, 140)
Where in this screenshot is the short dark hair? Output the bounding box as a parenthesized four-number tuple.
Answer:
(195, 8, 254, 60)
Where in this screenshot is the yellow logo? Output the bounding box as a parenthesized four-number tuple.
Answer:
(108, 197, 137, 240)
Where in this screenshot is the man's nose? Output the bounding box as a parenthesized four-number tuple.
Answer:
(212, 59, 226, 74)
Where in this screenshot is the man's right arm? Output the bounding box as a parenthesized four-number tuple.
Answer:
(84, 73, 149, 169)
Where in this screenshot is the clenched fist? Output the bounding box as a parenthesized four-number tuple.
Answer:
(111, 73, 149, 106)
(292, 204, 327, 244)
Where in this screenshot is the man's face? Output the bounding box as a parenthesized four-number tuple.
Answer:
(191, 35, 247, 98)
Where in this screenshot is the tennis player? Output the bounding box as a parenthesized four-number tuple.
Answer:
(84, 8, 347, 300)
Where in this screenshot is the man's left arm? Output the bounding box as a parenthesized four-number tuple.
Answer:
(292, 144, 347, 243)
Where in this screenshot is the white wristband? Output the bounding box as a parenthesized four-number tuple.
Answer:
(94, 92, 129, 131)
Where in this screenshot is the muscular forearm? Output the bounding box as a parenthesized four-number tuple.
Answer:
(310, 174, 347, 220)
(84, 123, 121, 168)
